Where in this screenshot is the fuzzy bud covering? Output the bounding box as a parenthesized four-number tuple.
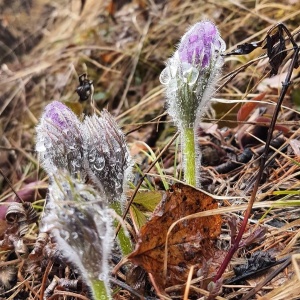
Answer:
(159, 21, 226, 129)
(35, 101, 84, 178)
(41, 173, 113, 297)
(82, 110, 132, 204)
(36, 102, 132, 204)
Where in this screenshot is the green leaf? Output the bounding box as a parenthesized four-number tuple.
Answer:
(133, 191, 162, 212)
(292, 89, 300, 111)
(130, 204, 148, 229)
(273, 200, 300, 207)
(136, 141, 169, 190)
(273, 190, 300, 195)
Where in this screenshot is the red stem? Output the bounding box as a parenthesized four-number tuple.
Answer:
(214, 30, 299, 281)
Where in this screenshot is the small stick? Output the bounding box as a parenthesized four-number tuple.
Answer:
(214, 23, 299, 282)
(0, 168, 24, 203)
(115, 131, 179, 237)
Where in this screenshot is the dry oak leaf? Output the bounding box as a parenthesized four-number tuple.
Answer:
(128, 183, 222, 291)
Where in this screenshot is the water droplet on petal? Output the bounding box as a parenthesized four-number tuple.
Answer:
(61, 230, 70, 240)
(76, 212, 85, 219)
(44, 139, 52, 149)
(36, 141, 46, 152)
(182, 65, 199, 85)
(71, 232, 78, 239)
(115, 180, 121, 190)
(159, 67, 171, 85)
(94, 156, 105, 171)
(88, 150, 96, 163)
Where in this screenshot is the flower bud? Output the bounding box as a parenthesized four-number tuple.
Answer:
(41, 172, 112, 298)
(36, 101, 84, 179)
(82, 110, 132, 204)
(160, 20, 226, 129)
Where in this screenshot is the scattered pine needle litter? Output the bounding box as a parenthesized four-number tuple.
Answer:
(1, 0, 300, 299)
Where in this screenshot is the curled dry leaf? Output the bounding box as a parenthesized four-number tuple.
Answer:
(237, 92, 266, 122)
(29, 232, 49, 261)
(0, 180, 46, 222)
(5, 202, 39, 237)
(128, 183, 222, 292)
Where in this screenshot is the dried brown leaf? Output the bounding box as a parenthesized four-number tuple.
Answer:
(128, 183, 222, 291)
(237, 92, 266, 122)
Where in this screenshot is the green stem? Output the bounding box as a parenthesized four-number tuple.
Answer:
(111, 201, 133, 255)
(91, 279, 110, 300)
(182, 127, 197, 187)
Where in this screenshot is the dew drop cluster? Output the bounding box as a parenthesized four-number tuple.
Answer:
(159, 21, 226, 130)
(36, 103, 132, 205)
(41, 173, 113, 296)
(82, 110, 132, 202)
(36, 101, 85, 179)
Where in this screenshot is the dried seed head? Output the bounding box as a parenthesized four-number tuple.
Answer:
(41, 172, 112, 298)
(0, 266, 16, 290)
(82, 110, 132, 204)
(36, 101, 85, 179)
(160, 21, 226, 129)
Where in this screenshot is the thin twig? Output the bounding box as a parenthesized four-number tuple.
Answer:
(214, 23, 299, 282)
(0, 168, 24, 203)
(110, 277, 146, 299)
(115, 131, 179, 237)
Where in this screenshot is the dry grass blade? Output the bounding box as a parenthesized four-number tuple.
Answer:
(1, 0, 300, 299)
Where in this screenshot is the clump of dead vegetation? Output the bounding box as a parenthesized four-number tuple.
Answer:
(1, 0, 300, 299)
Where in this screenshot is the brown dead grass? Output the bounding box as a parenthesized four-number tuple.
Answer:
(1, 0, 300, 299)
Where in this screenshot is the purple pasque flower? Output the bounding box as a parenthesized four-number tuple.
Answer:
(43, 101, 75, 129)
(160, 20, 226, 130)
(36, 101, 132, 206)
(41, 172, 113, 298)
(36, 101, 85, 179)
(82, 110, 132, 204)
(178, 21, 224, 67)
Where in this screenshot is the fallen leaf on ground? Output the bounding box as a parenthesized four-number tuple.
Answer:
(237, 92, 266, 122)
(128, 183, 222, 292)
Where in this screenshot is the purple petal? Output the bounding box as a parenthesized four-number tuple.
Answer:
(178, 21, 221, 67)
(43, 101, 75, 129)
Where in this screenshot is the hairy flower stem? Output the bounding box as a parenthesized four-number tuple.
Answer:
(111, 201, 132, 255)
(160, 21, 225, 188)
(182, 127, 197, 187)
(91, 279, 110, 300)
